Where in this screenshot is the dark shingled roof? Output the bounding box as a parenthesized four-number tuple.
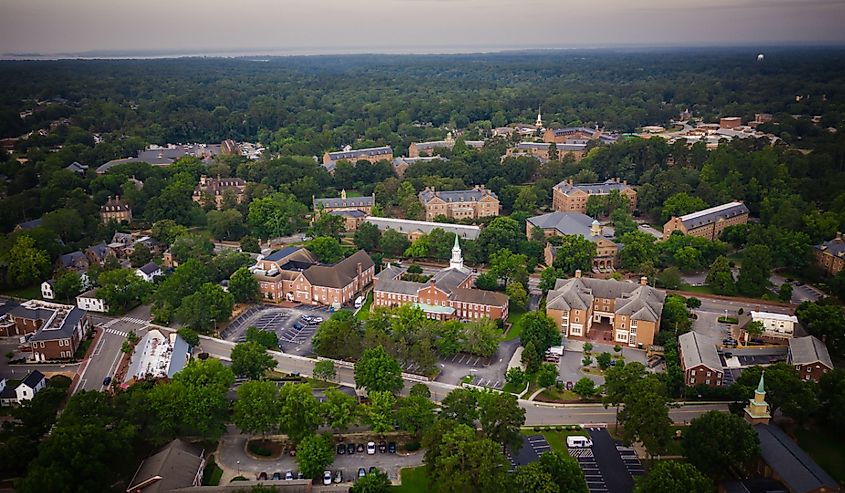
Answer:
(16, 218, 42, 230)
(314, 195, 374, 209)
(418, 187, 498, 204)
(755, 424, 839, 493)
(303, 250, 374, 289)
(58, 251, 87, 268)
(21, 370, 45, 389)
(138, 262, 161, 276)
(816, 234, 845, 258)
(264, 246, 303, 262)
(127, 439, 204, 493)
(554, 178, 633, 195)
(30, 307, 87, 342)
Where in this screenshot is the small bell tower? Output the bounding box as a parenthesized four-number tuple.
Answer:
(743, 371, 772, 425)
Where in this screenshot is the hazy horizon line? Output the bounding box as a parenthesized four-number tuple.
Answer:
(4, 41, 845, 61)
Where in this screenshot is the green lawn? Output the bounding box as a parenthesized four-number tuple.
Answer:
(796, 428, 845, 486)
(201, 456, 223, 486)
(503, 307, 527, 341)
(391, 466, 429, 492)
(521, 428, 588, 453)
(0, 284, 41, 299)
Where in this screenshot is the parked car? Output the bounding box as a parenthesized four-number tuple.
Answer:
(347, 443, 356, 454)
(358, 468, 367, 478)
(297, 471, 304, 479)
(378, 441, 387, 453)
(367, 441, 376, 455)
(388, 442, 397, 454)
(357, 443, 365, 453)
(258, 472, 268, 480)
(323, 471, 332, 485)
(293, 322, 304, 330)
(337, 443, 346, 455)
(334, 470, 342, 483)
(102, 376, 112, 386)
(272, 472, 282, 480)
(285, 471, 293, 480)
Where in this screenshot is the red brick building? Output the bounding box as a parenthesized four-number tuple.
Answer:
(254, 247, 374, 307)
(678, 331, 724, 387)
(2, 300, 90, 361)
(372, 238, 508, 321)
(787, 336, 834, 383)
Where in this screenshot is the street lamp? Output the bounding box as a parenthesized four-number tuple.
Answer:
(236, 460, 240, 476)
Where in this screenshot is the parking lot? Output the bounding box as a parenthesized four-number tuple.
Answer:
(222, 305, 330, 356)
(585, 428, 640, 493)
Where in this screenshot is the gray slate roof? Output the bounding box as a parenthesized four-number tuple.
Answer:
(679, 331, 722, 372)
(375, 278, 426, 296)
(365, 217, 481, 240)
(755, 424, 839, 493)
(264, 246, 303, 262)
(65, 161, 88, 173)
(516, 142, 587, 152)
(677, 201, 749, 230)
(58, 251, 87, 268)
(554, 179, 633, 195)
(788, 336, 833, 368)
(86, 242, 110, 260)
(816, 234, 845, 258)
(330, 209, 367, 218)
(418, 188, 498, 204)
(30, 307, 87, 342)
(547, 278, 665, 322)
(127, 438, 204, 493)
(314, 195, 374, 209)
(303, 250, 374, 289)
(527, 212, 616, 245)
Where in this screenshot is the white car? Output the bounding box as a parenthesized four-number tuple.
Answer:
(366, 441, 376, 455)
(323, 470, 332, 485)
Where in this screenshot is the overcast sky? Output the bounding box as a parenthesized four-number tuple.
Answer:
(2, 0, 844, 56)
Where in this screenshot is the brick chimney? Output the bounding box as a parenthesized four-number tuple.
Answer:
(640, 276, 648, 286)
(357, 262, 362, 277)
(574, 269, 582, 278)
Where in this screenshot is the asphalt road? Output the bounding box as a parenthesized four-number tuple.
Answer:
(73, 312, 151, 393)
(197, 334, 728, 425)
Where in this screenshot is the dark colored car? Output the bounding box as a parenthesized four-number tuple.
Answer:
(347, 443, 356, 454)
(297, 471, 304, 479)
(356, 443, 365, 453)
(337, 443, 346, 455)
(293, 322, 304, 330)
(272, 472, 282, 480)
(102, 376, 112, 386)
(258, 472, 268, 480)
(378, 441, 387, 453)
(358, 468, 367, 478)
(388, 442, 397, 453)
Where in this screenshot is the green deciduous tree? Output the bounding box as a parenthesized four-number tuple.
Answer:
(596, 352, 612, 370)
(440, 388, 479, 427)
(7, 235, 50, 287)
(506, 281, 529, 311)
(733, 363, 818, 421)
(148, 359, 235, 441)
(96, 268, 152, 314)
(308, 236, 345, 263)
(683, 411, 760, 478)
(634, 461, 712, 493)
(661, 192, 708, 223)
(378, 229, 410, 257)
(572, 377, 597, 400)
(736, 245, 772, 297)
(354, 346, 403, 394)
(233, 380, 280, 437)
(353, 222, 381, 251)
(247, 192, 308, 239)
(617, 376, 672, 459)
(321, 387, 358, 432)
(245, 326, 278, 349)
(229, 267, 260, 303)
(313, 359, 337, 381)
(425, 422, 510, 493)
(537, 363, 558, 388)
(350, 470, 392, 493)
(362, 390, 397, 433)
(53, 270, 82, 300)
(312, 316, 363, 360)
(520, 312, 561, 371)
(278, 383, 322, 444)
(396, 395, 436, 437)
(207, 209, 247, 240)
(177, 327, 200, 346)
(295, 434, 334, 480)
(515, 450, 589, 493)
(477, 390, 525, 450)
(231, 341, 278, 380)
(129, 244, 152, 268)
(505, 367, 526, 389)
(549, 235, 597, 275)
(176, 282, 234, 332)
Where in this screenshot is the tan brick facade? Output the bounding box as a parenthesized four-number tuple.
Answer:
(815, 233, 845, 276)
(100, 196, 132, 224)
(192, 175, 246, 209)
(663, 202, 749, 241)
(419, 186, 500, 222)
(552, 179, 637, 213)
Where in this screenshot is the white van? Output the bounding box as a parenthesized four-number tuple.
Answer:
(566, 436, 593, 448)
(354, 296, 364, 308)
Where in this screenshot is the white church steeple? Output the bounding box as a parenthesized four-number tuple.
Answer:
(535, 105, 543, 128)
(450, 235, 465, 271)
